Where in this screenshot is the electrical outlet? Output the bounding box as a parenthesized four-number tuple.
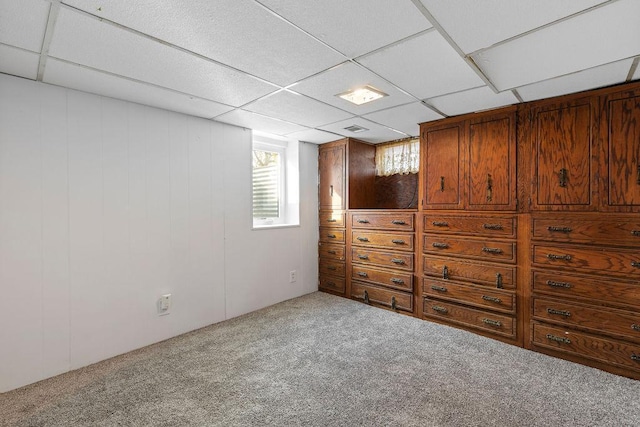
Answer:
(289, 270, 297, 283)
(158, 294, 171, 315)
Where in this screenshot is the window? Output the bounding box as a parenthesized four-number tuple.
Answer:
(375, 138, 419, 176)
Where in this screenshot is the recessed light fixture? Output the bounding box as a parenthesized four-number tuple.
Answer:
(337, 85, 388, 105)
(343, 125, 368, 133)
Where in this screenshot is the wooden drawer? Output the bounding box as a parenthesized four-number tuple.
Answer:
(319, 260, 345, 277)
(424, 298, 516, 338)
(351, 231, 414, 251)
(319, 227, 345, 244)
(351, 212, 414, 231)
(533, 216, 640, 246)
(423, 256, 516, 290)
(532, 270, 640, 308)
(319, 211, 345, 228)
(423, 235, 516, 263)
(424, 278, 515, 314)
(532, 244, 640, 277)
(351, 264, 413, 291)
(318, 242, 345, 261)
(351, 281, 413, 313)
(532, 297, 640, 343)
(351, 247, 413, 271)
(424, 214, 516, 238)
(532, 322, 640, 372)
(318, 274, 345, 293)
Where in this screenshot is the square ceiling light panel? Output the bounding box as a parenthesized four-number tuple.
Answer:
(62, 0, 345, 86)
(418, 0, 607, 54)
(291, 61, 415, 115)
(337, 85, 388, 106)
(319, 117, 408, 144)
(216, 109, 307, 136)
(426, 86, 517, 117)
(257, 0, 432, 58)
(48, 7, 277, 107)
(0, 45, 40, 80)
(358, 30, 484, 100)
(0, 0, 50, 52)
(44, 59, 234, 120)
(362, 102, 443, 136)
(472, 0, 640, 91)
(285, 128, 343, 144)
(243, 90, 353, 128)
(517, 58, 634, 102)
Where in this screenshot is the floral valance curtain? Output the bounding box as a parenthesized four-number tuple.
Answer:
(375, 138, 419, 176)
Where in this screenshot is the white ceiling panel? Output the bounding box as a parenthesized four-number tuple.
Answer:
(426, 86, 517, 117)
(215, 109, 307, 135)
(362, 102, 443, 136)
(244, 90, 353, 128)
(285, 128, 343, 144)
(48, 7, 277, 107)
(257, 0, 432, 58)
(0, 0, 50, 52)
(291, 62, 415, 115)
(319, 117, 408, 144)
(358, 31, 484, 99)
(0, 44, 39, 80)
(61, 0, 345, 86)
(43, 59, 234, 119)
(419, 0, 608, 54)
(517, 59, 634, 102)
(473, 0, 640, 91)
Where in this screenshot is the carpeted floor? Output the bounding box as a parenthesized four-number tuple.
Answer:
(2, 292, 639, 426)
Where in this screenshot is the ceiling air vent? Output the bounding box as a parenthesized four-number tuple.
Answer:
(343, 124, 368, 133)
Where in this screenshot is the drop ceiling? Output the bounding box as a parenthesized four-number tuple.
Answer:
(1, 0, 639, 144)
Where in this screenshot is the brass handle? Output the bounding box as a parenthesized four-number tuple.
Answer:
(440, 176, 445, 192)
(547, 308, 571, 317)
(357, 272, 368, 277)
(431, 285, 447, 292)
(356, 237, 369, 242)
(483, 223, 503, 230)
(496, 273, 503, 289)
(482, 247, 503, 254)
(432, 221, 449, 227)
(390, 278, 405, 285)
(391, 258, 405, 265)
(632, 324, 640, 331)
(391, 220, 406, 225)
(632, 353, 640, 362)
(546, 280, 571, 289)
(327, 234, 336, 239)
(432, 242, 449, 249)
(637, 165, 640, 185)
(357, 254, 369, 260)
(547, 254, 572, 261)
(442, 265, 449, 280)
(326, 281, 335, 286)
(327, 266, 337, 271)
(391, 296, 397, 310)
(363, 290, 369, 304)
(482, 318, 502, 327)
(546, 334, 571, 344)
(482, 295, 502, 303)
(432, 305, 448, 314)
(632, 230, 640, 237)
(486, 173, 493, 202)
(327, 250, 336, 255)
(391, 239, 405, 245)
(558, 168, 568, 187)
(547, 226, 572, 233)
(632, 261, 640, 268)
(330, 185, 333, 197)
(357, 219, 370, 224)
(326, 218, 337, 223)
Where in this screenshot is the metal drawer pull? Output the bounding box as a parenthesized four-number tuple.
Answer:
(631, 324, 640, 331)
(482, 295, 502, 303)
(357, 272, 368, 277)
(431, 285, 447, 292)
(637, 165, 640, 185)
(546, 280, 571, 288)
(357, 219, 370, 224)
(558, 168, 568, 187)
(440, 176, 445, 192)
(546, 334, 571, 344)
(496, 273, 503, 289)
(547, 226, 572, 233)
(326, 218, 337, 222)
(432, 221, 449, 227)
(330, 185, 333, 197)
(327, 250, 336, 255)
(363, 290, 369, 304)
(391, 258, 405, 265)
(547, 308, 571, 317)
(442, 265, 449, 280)
(632, 353, 640, 362)
(486, 173, 493, 202)
(432, 242, 449, 249)
(327, 266, 337, 271)
(392, 239, 405, 245)
(483, 223, 503, 230)
(632, 261, 640, 268)
(432, 305, 448, 314)
(547, 254, 572, 261)
(482, 247, 503, 254)
(391, 220, 406, 225)
(327, 234, 336, 239)
(391, 296, 397, 310)
(482, 318, 502, 327)
(326, 281, 335, 287)
(357, 254, 369, 260)
(390, 278, 405, 285)
(356, 237, 369, 242)
(632, 230, 640, 237)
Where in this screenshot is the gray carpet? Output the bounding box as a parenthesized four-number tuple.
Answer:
(2, 292, 639, 426)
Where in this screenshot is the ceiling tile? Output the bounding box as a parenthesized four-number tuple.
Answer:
(362, 102, 443, 136)
(0, 45, 40, 80)
(0, 0, 50, 52)
(61, 0, 345, 86)
(215, 109, 307, 135)
(426, 86, 517, 116)
(358, 31, 484, 99)
(43, 59, 234, 119)
(291, 61, 415, 115)
(243, 90, 353, 128)
(285, 128, 343, 144)
(319, 117, 408, 144)
(257, 0, 432, 58)
(419, 0, 607, 54)
(517, 59, 634, 102)
(472, 0, 640, 91)
(48, 7, 277, 107)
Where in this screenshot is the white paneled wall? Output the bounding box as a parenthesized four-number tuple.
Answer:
(0, 74, 319, 393)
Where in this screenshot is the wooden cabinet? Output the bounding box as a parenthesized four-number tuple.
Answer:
(422, 122, 464, 209)
(319, 141, 346, 210)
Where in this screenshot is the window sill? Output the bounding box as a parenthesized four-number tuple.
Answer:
(252, 223, 300, 231)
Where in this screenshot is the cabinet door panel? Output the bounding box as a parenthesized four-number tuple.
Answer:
(423, 125, 463, 209)
(607, 94, 640, 207)
(318, 143, 345, 210)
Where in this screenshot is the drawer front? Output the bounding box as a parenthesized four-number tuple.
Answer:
(533, 297, 640, 343)
(319, 211, 345, 228)
(423, 256, 515, 290)
(423, 235, 516, 263)
(318, 242, 345, 261)
(352, 265, 413, 291)
(351, 213, 414, 231)
(319, 275, 345, 293)
(351, 281, 413, 313)
(351, 231, 414, 251)
(532, 322, 640, 372)
(532, 270, 640, 308)
(533, 217, 640, 246)
(351, 248, 413, 271)
(424, 278, 515, 314)
(319, 227, 345, 243)
(319, 260, 345, 277)
(533, 244, 640, 277)
(424, 298, 515, 338)
(424, 215, 516, 238)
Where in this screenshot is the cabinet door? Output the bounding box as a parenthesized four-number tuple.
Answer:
(319, 142, 346, 210)
(422, 123, 464, 209)
(468, 111, 516, 210)
(532, 98, 595, 210)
